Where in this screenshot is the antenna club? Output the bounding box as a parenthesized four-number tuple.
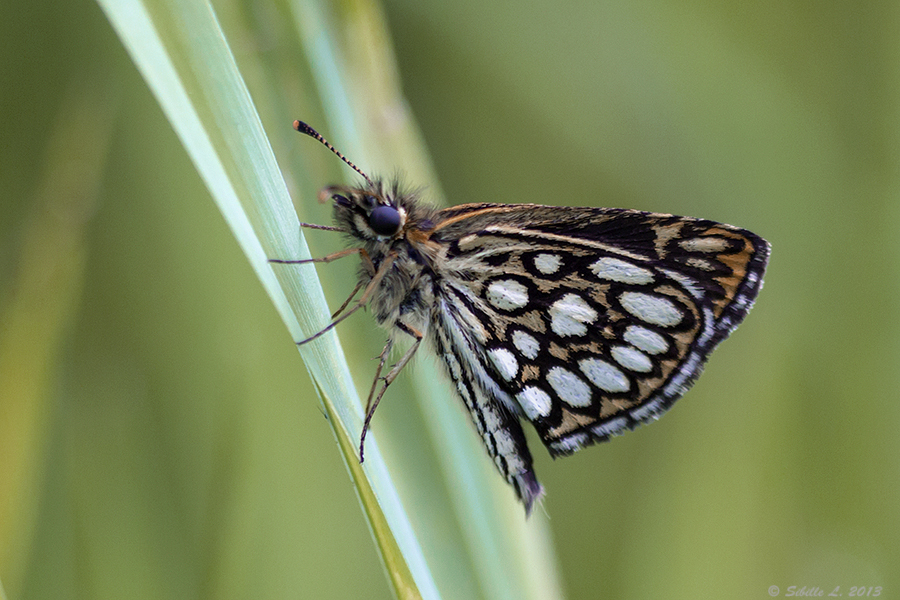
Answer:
(293, 120, 317, 137)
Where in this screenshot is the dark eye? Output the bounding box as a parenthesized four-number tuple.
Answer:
(369, 205, 401, 235)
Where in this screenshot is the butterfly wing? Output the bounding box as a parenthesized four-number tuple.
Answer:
(427, 203, 769, 457)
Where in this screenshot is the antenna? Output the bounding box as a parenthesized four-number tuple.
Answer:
(293, 120, 373, 186)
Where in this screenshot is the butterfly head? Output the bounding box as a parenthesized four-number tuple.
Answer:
(293, 121, 436, 244)
(321, 181, 409, 242)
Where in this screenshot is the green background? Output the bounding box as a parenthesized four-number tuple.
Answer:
(1, 0, 897, 599)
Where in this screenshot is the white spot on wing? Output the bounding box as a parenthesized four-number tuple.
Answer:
(486, 279, 529, 310)
(512, 330, 540, 359)
(550, 293, 598, 337)
(610, 345, 653, 372)
(679, 236, 730, 253)
(623, 325, 668, 355)
(619, 292, 683, 327)
(534, 253, 562, 274)
(590, 257, 654, 284)
(488, 347, 519, 381)
(579, 358, 630, 393)
(546, 366, 593, 407)
(516, 386, 553, 420)
(686, 257, 716, 271)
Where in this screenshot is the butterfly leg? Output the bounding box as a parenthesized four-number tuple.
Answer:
(362, 337, 394, 423)
(284, 252, 397, 346)
(331, 249, 376, 320)
(330, 279, 365, 320)
(358, 322, 423, 463)
(269, 246, 363, 266)
(298, 221, 347, 232)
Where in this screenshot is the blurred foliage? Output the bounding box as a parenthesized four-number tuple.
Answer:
(1, 0, 898, 599)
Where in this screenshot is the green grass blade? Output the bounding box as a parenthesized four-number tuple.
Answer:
(95, 0, 435, 597)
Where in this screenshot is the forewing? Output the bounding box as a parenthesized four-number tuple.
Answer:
(429, 203, 769, 457)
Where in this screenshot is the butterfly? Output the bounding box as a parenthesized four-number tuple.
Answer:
(275, 120, 770, 514)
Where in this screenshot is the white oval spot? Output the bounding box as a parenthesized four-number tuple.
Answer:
(488, 347, 519, 381)
(686, 257, 716, 271)
(486, 279, 529, 310)
(579, 358, 630, 393)
(546, 367, 593, 407)
(679, 236, 730, 253)
(610, 345, 653, 373)
(619, 292, 683, 327)
(512, 330, 540, 360)
(534, 253, 562, 274)
(550, 293, 598, 337)
(623, 325, 668, 355)
(590, 257, 654, 284)
(516, 386, 553, 420)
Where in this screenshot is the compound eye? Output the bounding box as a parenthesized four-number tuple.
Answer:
(369, 205, 402, 236)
